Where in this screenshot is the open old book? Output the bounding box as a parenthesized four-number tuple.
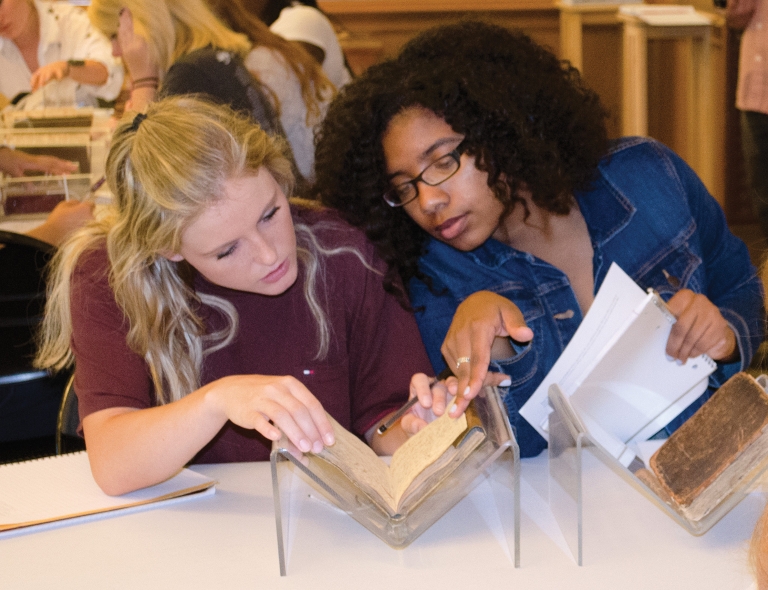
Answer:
(521, 263, 716, 464)
(313, 404, 486, 517)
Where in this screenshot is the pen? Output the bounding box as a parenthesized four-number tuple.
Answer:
(86, 175, 106, 200)
(377, 396, 419, 435)
(377, 367, 457, 435)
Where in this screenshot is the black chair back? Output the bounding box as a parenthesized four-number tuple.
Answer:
(0, 230, 70, 461)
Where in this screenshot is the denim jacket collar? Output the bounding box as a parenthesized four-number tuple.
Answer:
(442, 146, 638, 271)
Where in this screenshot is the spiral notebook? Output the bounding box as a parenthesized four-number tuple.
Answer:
(0, 451, 215, 536)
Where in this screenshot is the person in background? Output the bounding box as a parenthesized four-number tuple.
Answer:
(0, 146, 77, 178)
(0, 145, 93, 248)
(34, 96, 436, 495)
(88, 0, 280, 136)
(749, 258, 768, 590)
(0, 0, 123, 106)
(205, 0, 335, 180)
(753, 503, 768, 589)
(263, 0, 352, 89)
(24, 200, 94, 248)
(312, 21, 765, 457)
(726, 0, 768, 241)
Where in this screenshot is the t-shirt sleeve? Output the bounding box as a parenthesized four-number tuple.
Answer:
(332, 228, 434, 436)
(70, 248, 153, 421)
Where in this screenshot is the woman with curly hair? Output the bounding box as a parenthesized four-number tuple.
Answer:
(313, 21, 764, 457)
(35, 97, 434, 494)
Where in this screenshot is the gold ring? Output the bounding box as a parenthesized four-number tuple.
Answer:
(455, 357, 471, 370)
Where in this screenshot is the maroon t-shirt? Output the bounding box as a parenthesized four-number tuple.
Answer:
(69, 207, 432, 463)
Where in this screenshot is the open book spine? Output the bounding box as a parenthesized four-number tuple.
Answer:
(312, 406, 486, 518)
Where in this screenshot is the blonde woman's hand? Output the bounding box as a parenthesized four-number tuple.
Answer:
(26, 200, 95, 247)
(665, 289, 738, 362)
(206, 374, 335, 454)
(400, 373, 456, 436)
(401, 370, 511, 434)
(441, 291, 533, 417)
(116, 8, 159, 81)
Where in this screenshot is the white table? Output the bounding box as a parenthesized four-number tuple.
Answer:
(0, 217, 44, 234)
(2, 452, 762, 589)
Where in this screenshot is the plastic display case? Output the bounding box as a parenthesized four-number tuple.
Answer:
(2, 107, 113, 131)
(547, 381, 768, 566)
(1, 174, 93, 217)
(2, 124, 109, 179)
(270, 386, 520, 576)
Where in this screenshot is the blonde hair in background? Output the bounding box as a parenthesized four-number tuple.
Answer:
(753, 258, 768, 590)
(205, 0, 334, 123)
(88, 0, 251, 79)
(36, 96, 342, 404)
(752, 502, 768, 590)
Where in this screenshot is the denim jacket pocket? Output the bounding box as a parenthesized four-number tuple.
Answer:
(492, 341, 539, 389)
(636, 243, 702, 299)
(483, 281, 546, 323)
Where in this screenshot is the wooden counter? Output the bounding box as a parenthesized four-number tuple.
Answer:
(317, 0, 741, 217)
(319, 0, 560, 66)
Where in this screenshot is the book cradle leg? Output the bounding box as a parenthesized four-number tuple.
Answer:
(486, 444, 521, 567)
(547, 386, 585, 566)
(270, 448, 292, 577)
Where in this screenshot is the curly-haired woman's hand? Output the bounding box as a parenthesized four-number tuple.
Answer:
(441, 290, 532, 416)
(665, 289, 738, 363)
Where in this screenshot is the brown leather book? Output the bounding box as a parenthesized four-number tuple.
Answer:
(649, 372, 768, 522)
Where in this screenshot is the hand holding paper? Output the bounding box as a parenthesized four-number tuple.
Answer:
(520, 263, 716, 445)
(665, 289, 737, 362)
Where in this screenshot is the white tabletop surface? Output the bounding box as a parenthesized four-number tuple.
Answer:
(2, 452, 762, 589)
(0, 217, 44, 234)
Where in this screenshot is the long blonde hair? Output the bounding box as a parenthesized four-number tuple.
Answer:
(88, 0, 252, 79)
(36, 96, 340, 404)
(205, 0, 334, 122)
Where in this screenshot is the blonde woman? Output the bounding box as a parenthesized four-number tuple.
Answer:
(206, 0, 335, 179)
(88, 0, 283, 140)
(36, 97, 433, 495)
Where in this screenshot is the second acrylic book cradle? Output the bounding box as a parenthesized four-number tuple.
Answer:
(270, 385, 520, 576)
(547, 381, 768, 567)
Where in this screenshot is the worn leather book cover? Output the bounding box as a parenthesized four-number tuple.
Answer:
(649, 372, 768, 521)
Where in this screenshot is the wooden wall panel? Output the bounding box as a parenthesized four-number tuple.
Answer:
(318, 0, 737, 218)
(319, 1, 560, 62)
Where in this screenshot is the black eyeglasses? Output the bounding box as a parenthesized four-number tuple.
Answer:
(382, 142, 465, 207)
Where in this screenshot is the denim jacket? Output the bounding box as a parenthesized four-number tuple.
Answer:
(409, 137, 765, 458)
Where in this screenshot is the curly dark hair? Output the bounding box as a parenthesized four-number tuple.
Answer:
(312, 21, 608, 303)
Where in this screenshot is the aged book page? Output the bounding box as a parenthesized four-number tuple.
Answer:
(316, 409, 470, 513)
(317, 416, 396, 509)
(389, 408, 468, 502)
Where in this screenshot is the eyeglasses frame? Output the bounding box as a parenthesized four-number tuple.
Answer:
(382, 141, 466, 208)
